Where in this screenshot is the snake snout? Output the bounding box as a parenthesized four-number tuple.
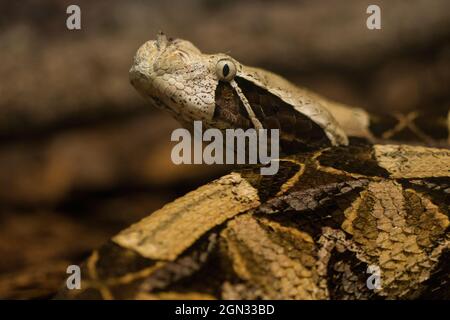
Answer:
(129, 40, 161, 90)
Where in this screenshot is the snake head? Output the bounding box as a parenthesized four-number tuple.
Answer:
(130, 33, 224, 124)
(130, 34, 348, 149)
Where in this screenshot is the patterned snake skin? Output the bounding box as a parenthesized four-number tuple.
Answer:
(56, 34, 450, 300)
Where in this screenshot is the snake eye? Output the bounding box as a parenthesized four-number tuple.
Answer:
(216, 58, 236, 82)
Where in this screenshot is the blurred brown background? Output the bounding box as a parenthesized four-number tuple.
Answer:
(0, 0, 449, 299)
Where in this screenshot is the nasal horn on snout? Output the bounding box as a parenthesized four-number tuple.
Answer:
(156, 31, 169, 50)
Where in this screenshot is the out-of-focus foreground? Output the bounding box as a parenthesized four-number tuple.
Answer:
(0, 0, 449, 299)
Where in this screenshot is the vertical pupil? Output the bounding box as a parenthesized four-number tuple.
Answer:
(222, 64, 230, 77)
